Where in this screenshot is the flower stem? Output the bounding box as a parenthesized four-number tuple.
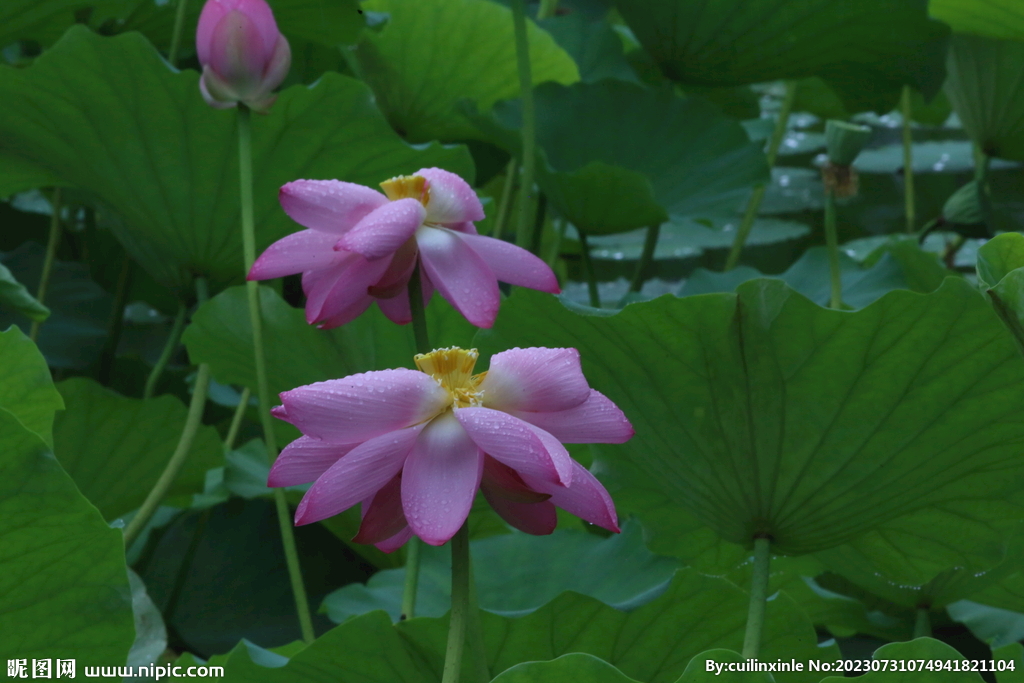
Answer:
(725, 81, 797, 271)
(402, 264, 431, 620)
(528, 192, 547, 256)
(466, 561, 490, 683)
(824, 189, 843, 309)
(30, 188, 62, 343)
(144, 302, 187, 399)
(97, 252, 134, 385)
(901, 86, 916, 233)
(914, 607, 932, 639)
(545, 218, 566, 270)
(974, 145, 993, 227)
(577, 232, 600, 308)
(237, 104, 316, 645)
(741, 537, 772, 660)
(491, 159, 517, 239)
(124, 277, 212, 547)
(441, 523, 471, 683)
(168, 0, 189, 68)
(629, 223, 660, 293)
(223, 387, 251, 452)
(510, 0, 536, 250)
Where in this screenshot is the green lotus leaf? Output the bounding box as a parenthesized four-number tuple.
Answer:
(473, 81, 768, 234)
(0, 326, 63, 447)
(615, 0, 949, 114)
(819, 638, 985, 682)
(353, 0, 579, 142)
(0, 261, 48, 322)
(53, 377, 223, 521)
(492, 655, 642, 683)
(677, 650, 773, 683)
(0, 27, 473, 295)
(945, 35, 1024, 161)
(930, 0, 1024, 42)
(475, 281, 1024, 557)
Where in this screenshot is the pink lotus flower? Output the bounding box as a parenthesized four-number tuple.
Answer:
(268, 347, 633, 549)
(248, 168, 560, 329)
(195, 0, 291, 111)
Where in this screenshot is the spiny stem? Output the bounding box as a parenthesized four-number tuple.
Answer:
(237, 104, 316, 644)
(577, 232, 600, 308)
(30, 188, 62, 343)
(124, 277, 212, 547)
(901, 86, 916, 233)
(914, 607, 932, 639)
(510, 0, 536, 250)
(824, 190, 843, 310)
(741, 537, 772, 659)
(725, 81, 798, 271)
(491, 159, 517, 239)
(629, 224, 660, 293)
(168, 0, 189, 67)
(223, 387, 251, 452)
(144, 302, 187, 399)
(441, 523, 471, 683)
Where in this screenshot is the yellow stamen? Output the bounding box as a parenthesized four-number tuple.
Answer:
(380, 174, 430, 206)
(415, 347, 487, 409)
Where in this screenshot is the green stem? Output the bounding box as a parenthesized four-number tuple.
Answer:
(629, 224, 660, 293)
(545, 219, 566, 270)
(97, 252, 134, 385)
(538, 0, 559, 19)
(441, 523, 471, 683)
(741, 537, 772, 659)
(901, 86, 916, 233)
(144, 302, 187, 399)
(223, 387, 251, 452)
(824, 190, 843, 310)
(30, 188, 62, 343)
(577, 232, 600, 308)
(124, 279, 212, 547)
(528, 192, 547, 256)
(914, 607, 931, 639)
(725, 81, 797, 271)
(237, 104, 316, 645)
(168, 0, 189, 67)
(466, 561, 490, 683)
(510, 0, 536, 250)
(491, 159, 517, 239)
(974, 147, 993, 227)
(401, 265, 431, 620)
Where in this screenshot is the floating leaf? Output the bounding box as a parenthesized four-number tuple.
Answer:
(615, 0, 949, 114)
(353, 0, 579, 142)
(0, 27, 472, 294)
(52, 377, 223, 521)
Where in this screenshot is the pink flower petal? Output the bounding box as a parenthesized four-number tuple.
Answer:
(511, 390, 634, 444)
(375, 274, 434, 326)
(417, 168, 484, 223)
(416, 227, 500, 328)
(335, 198, 426, 261)
(525, 461, 620, 533)
(314, 295, 375, 330)
(196, 0, 231, 66)
(248, 229, 339, 280)
(458, 233, 560, 293)
(302, 256, 357, 323)
(481, 455, 551, 503)
(480, 347, 591, 413)
(401, 412, 484, 545)
(268, 436, 356, 487)
(376, 527, 413, 553)
(199, 66, 239, 108)
(482, 489, 557, 535)
(354, 473, 408, 545)
(312, 253, 393, 325)
(208, 10, 267, 95)
(454, 407, 569, 485)
(279, 180, 388, 235)
(368, 238, 418, 299)
(295, 425, 424, 525)
(279, 369, 448, 444)
(258, 33, 291, 94)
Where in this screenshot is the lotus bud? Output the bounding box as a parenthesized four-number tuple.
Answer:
(195, 0, 291, 112)
(822, 120, 872, 198)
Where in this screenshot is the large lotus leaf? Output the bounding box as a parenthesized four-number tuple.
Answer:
(539, 14, 639, 85)
(977, 233, 1024, 349)
(948, 601, 1024, 650)
(993, 643, 1024, 683)
(321, 521, 679, 623)
(52, 377, 223, 521)
(218, 569, 836, 683)
(492, 655, 641, 683)
(930, 0, 1024, 41)
(0, 410, 134, 665)
(475, 282, 1024, 557)
(353, 0, 579, 142)
(0, 0, 120, 48)
(475, 81, 767, 234)
(945, 35, 1024, 161)
(615, 0, 949, 114)
(678, 650, 773, 683)
(820, 638, 985, 682)
(0, 27, 473, 294)
(0, 154, 64, 199)
(0, 326, 63, 447)
(0, 261, 48, 322)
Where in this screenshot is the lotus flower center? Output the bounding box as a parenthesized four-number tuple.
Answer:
(381, 175, 430, 208)
(415, 347, 486, 409)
